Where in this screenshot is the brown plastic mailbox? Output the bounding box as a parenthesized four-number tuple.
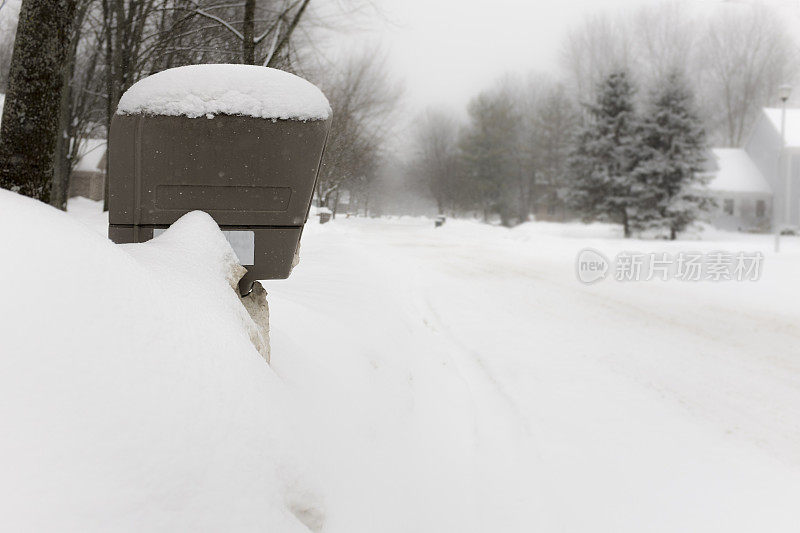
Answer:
(108, 105, 330, 295)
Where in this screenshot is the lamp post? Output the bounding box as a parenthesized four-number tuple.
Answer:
(776, 84, 792, 252)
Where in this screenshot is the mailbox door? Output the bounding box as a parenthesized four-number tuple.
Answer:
(109, 114, 329, 228)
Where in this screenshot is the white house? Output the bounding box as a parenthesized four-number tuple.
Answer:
(743, 107, 800, 231)
(700, 148, 772, 232)
(700, 107, 800, 232)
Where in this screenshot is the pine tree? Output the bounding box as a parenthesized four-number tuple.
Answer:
(567, 71, 641, 238)
(0, 0, 77, 203)
(633, 72, 711, 239)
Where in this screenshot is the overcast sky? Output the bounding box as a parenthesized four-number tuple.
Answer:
(327, 0, 800, 118)
(3, 0, 798, 119)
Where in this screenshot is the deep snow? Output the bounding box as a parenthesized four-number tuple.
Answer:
(271, 215, 800, 532)
(4, 194, 800, 531)
(0, 191, 312, 531)
(116, 64, 331, 120)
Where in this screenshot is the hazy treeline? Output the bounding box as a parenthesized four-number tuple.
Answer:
(409, 74, 578, 226)
(404, 2, 798, 229)
(0, 0, 399, 210)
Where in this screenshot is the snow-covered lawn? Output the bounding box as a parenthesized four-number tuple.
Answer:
(3, 193, 800, 531)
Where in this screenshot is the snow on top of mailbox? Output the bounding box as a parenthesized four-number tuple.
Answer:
(116, 64, 331, 121)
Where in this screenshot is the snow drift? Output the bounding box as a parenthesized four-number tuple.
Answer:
(0, 190, 319, 532)
(0, 193, 485, 533)
(9, 192, 799, 532)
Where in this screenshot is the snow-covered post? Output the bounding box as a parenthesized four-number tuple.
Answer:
(106, 64, 332, 360)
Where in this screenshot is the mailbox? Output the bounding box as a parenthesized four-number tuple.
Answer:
(107, 64, 331, 294)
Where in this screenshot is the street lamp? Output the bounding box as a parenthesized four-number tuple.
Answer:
(779, 84, 792, 102)
(776, 84, 792, 252)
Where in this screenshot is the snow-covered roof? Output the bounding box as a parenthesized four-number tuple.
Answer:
(762, 107, 800, 148)
(701, 148, 772, 194)
(73, 138, 106, 173)
(116, 64, 331, 121)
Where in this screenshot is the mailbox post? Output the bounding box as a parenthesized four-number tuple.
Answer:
(107, 65, 331, 295)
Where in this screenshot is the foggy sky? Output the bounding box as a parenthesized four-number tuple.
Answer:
(330, 0, 800, 118)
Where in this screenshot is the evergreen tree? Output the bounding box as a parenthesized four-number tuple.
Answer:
(567, 71, 641, 237)
(633, 72, 711, 239)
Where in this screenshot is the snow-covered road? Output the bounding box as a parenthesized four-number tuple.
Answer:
(58, 199, 800, 531)
(269, 216, 800, 532)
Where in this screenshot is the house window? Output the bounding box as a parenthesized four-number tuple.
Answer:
(756, 200, 766, 218)
(723, 198, 734, 215)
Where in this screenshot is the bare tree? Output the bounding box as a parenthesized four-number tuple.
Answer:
(630, 2, 698, 87)
(695, 5, 799, 146)
(527, 81, 579, 218)
(0, 0, 77, 202)
(410, 109, 460, 215)
(314, 50, 402, 215)
(52, 0, 101, 209)
(480, 73, 579, 223)
(457, 87, 525, 226)
(159, 0, 313, 67)
(560, 12, 632, 105)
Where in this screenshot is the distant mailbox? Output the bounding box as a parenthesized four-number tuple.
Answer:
(107, 64, 331, 294)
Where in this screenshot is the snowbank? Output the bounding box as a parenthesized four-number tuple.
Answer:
(66, 196, 107, 235)
(14, 195, 800, 531)
(0, 190, 318, 532)
(116, 64, 331, 120)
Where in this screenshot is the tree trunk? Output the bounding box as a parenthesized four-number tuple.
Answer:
(518, 176, 528, 223)
(527, 172, 536, 217)
(101, 0, 126, 211)
(51, 5, 84, 210)
(332, 190, 339, 219)
(670, 226, 677, 240)
(51, 66, 72, 210)
(622, 209, 631, 238)
(0, 0, 77, 203)
(265, 0, 311, 68)
(500, 204, 512, 228)
(101, 0, 114, 211)
(242, 0, 256, 65)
